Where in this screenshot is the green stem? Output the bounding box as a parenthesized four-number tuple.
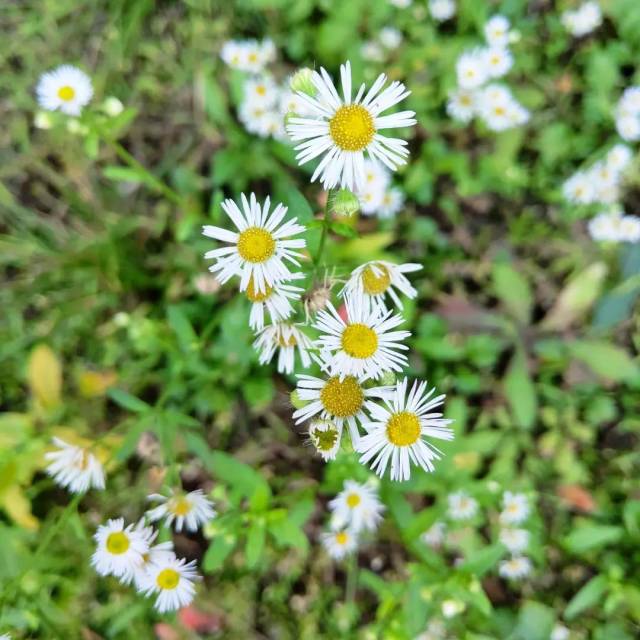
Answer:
(34, 493, 83, 558)
(345, 551, 358, 605)
(105, 138, 183, 206)
(312, 191, 333, 274)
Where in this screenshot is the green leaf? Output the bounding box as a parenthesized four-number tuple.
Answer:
(565, 575, 608, 620)
(568, 340, 639, 382)
(330, 221, 358, 238)
(102, 165, 157, 188)
(623, 500, 640, 538)
(492, 262, 533, 324)
(167, 305, 198, 352)
(203, 533, 236, 572)
(458, 544, 505, 577)
(564, 524, 624, 554)
(504, 348, 537, 429)
(512, 601, 555, 640)
(268, 517, 308, 552)
(107, 388, 151, 413)
(245, 519, 266, 568)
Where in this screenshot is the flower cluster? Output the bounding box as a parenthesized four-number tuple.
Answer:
(428, 0, 456, 23)
(615, 86, 640, 142)
(355, 159, 405, 219)
(588, 208, 640, 243)
(447, 16, 529, 131)
(321, 479, 384, 560)
(220, 38, 276, 74)
(497, 491, 533, 581)
(561, 2, 602, 38)
(91, 489, 214, 612)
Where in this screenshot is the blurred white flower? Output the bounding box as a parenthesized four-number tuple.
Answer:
(499, 527, 530, 554)
(562, 2, 602, 38)
(456, 49, 489, 89)
(615, 86, 640, 142)
(484, 15, 511, 47)
(243, 75, 279, 109)
(428, 0, 456, 22)
(551, 624, 570, 640)
(447, 87, 478, 123)
(588, 210, 640, 243)
(389, 0, 412, 7)
(321, 528, 358, 560)
(36, 65, 93, 116)
(147, 489, 216, 533)
(421, 521, 447, 548)
(329, 479, 385, 534)
(562, 171, 596, 204)
(378, 187, 405, 218)
(500, 491, 530, 525)
(441, 599, 465, 618)
(45, 437, 105, 494)
(499, 555, 532, 580)
(220, 39, 275, 73)
(447, 491, 478, 520)
(483, 46, 514, 79)
(379, 27, 403, 49)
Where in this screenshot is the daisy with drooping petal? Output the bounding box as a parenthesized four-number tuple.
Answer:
(500, 491, 530, 525)
(357, 378, 454, 482)
(36, 65, 93, 116)
(293, 363, 392, 448)
(499, 527, 530, 554)
(253, 321, 313, 374)
(202, 193, 306, 294)
(422, 521, 447, 548)
(45, 437, 105, 494)
(91, 518, 149, 581)
(447, 491, 478, 520)
(140, 556, 199, 613)
(314, 297, 411, 381)
(329, 480, 385, 534)
(245, 275, 304, 330)
(341, 260, 422, 311)
(307, 419, 343, 461)
(499, 555, 532, 580)
(146, 489, 216, 533)
(286, 61, 416, 192)
(321, 528, 358, 560)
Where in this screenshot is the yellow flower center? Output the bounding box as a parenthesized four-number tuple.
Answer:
(57, 85, 75, 101)
(106, 532, 130, 555)
(246, 278, 273, 302)
(248, 52, 258, 63)
(336, 531, 349, 545)
(494, 106, 506, 116)
(507, 503, 519, 513)
(346, 493, 361, 508)
(156, 568, 180, 590)
(320, 376, 364, 417)
(329, 104, 375, 151)
(237, 227, 276, 263)
(256, 85, 266, 96)
(169, 496, 193, 516)
(386, 411, 421, 446)
(277, 332, 298, 347)
(341, 323, 378, 359)
(362, 264, 391, 295)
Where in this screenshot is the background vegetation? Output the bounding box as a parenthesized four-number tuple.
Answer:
(1, 0, 639, 638)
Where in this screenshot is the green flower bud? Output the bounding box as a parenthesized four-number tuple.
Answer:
(378, 371, 397, 386)
(290, 389, 307, 410)
(102, 96, 124, 117)
(290, 68, 316, 97)
(329, 188, 360, 217)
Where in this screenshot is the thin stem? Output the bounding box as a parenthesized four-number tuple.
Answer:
(34, 492, 83, 558)
(312, 190, 333, 274)
(345, 551, 358, 605)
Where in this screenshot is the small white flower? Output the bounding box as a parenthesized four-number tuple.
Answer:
(390, 0, 412, 7)
(606, 144, 633, 173)
(618, 86, 640, 115)
(245, 275, 304, 331)
(378, 187, 405, 218)
(132, 522, 175, 590)
(447, 491, 478, 520)
(441, 599, 464, 618)
(456, 49, 489, 90)
(36, 65, 93, 116)
(314, 296, 411, 381)
(329, 479, 385, 534)
(428, 0, 456, 22)
(478, 84, 527, 131)
(91, 518, 149, 581)
(279, 89, 313, 117)
(379, 27, 403, 49)
(253, 321, 313, 374)
(551, 624, 570, 640)
(243, 76, 279, 109)
(140, 556, 200, 613)
(202, 192, 306, 294)
(293, 364, 392, 448)
(307, 419, 343, 461)
(616, 114, 640, 142)
(447, 87, 478, 123)
(484, 15, 511, 47)
(483, 47, 514, 79)
(45, 437, 105, 494)
(358, 377, 454, 481)
(561, 2, 602, 37)
(358, 182, 387, 214)
(321, 528, 358, 560)
(361, 40, 385, 62)
(499, 555, 532, 580)
(220, 39, 274, 73)
(146, 489, 216, 533)
(562, 171, 596, 204)
(589, 211, 640, 243)
(286, 61, 416, 192)
(499, 527, 530, 554)
(500, 491, 530, 525)
(0, 634, 12, 640)
(341, 260, 421, 311)
(421, 521, 447, 547)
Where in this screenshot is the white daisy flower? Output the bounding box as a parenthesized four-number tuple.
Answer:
(253, 321, 313, 375)
(483, 47, 514, 79)
(132, 522, 176, 590)
(590, 212, 640, 243)
(307, 419, 343, 461)
(140, 556, 199, 613)
(447, 491, 478, 520)
(618, 86, 640, 114)
(606, 144, 633, 173)
(551, 624, 570, 640)
(378, 187, 405, 218)
(357, 378, 454, 482)
(44, 437, 105, 494)
(329, 480, 385, 534)
(245, 275, 304, 331)
(91, 518, 149, 581)
(478, 84, 525, 131)
(356, 159, 390, 214)
(341, 260, 421, 311)
(616, 114, 640, 142)
(379, 27, 403, 49)
(484, 15, 511, 47)
(499, 555, 532, 580)
(146, 489, 216, 533)
(562, 171, 595, 204)
(428, 0, 456, 22)
(499, 527, 530, 554)
(220, 39, 273, 74)
(500, 492, 530, 525)
(237, 102, 272, 137)
(421, 521, 447, 548)
(446, 87, 478, 123)
(202, 192, 306, 294)
(36, 65, 93, 116)
(321, 528, 358, 560)
(562, 2, 602, 38)
(293, 366, 392, 448)
(243, 76, 279, 109)
(286, 61, 417, 192)
(358, 183, 387, 214)
(456, 49, 489, 90)
(314, 297, 411, 381)
(279, 90, 313, 117)
(360, 40, 385, 63)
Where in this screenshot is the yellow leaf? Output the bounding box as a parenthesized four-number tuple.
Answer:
(0, 485, 39, 530)
(27, 345, 62, 409)
(77, 369, 118, 398)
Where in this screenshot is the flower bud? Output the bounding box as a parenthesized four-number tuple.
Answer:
(34, 111, 53, 130)
(102, 96, 124, 117)
(329, 188, 360, 217)
(290, 68, 316, 97)
(290, 389, 307, 410)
